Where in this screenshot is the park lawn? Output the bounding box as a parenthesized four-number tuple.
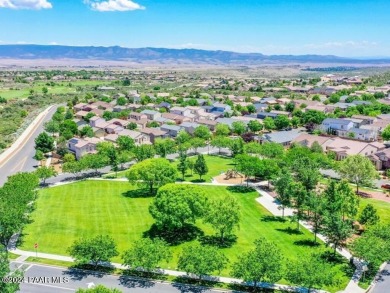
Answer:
(174, 155, 235, 182)
(103, 155, 235, 181)
(21, 180, 350, 292)
(359, 198, 390, 224)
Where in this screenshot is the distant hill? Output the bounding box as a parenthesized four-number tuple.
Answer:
(0, 44, 389, 65)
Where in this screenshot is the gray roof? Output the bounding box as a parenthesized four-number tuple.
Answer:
(181, 122, 199, 128)
(262, 130, 302, 144)
(348, 128, 371, 135)
(322, 118, 353, 125)
(160, 124, 182, 131)
(141, 109, 160, 115)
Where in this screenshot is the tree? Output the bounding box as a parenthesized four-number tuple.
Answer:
(178, 243, 228, 280)
(117, 136, 135, 152)
(35, 166, 57, 185)
(211, 136, 230, 155)
(68, 235, 118, 269)
(127, 122, 138, 130)
(84, 112, 96, 123)
(338, 155, 378, 193)
(0, 249, 23, 293)
(286, 254, 336, 293)
(247, 120, 263, 133)
(79, 126, 94, 138)
(126, 158, 177, 194)
(235, 154, 261, 184)
(231, 121, 246, 135)
(76, 285, 122, 293)
(322, 213, 353, 255)
(359, 204, 380, 226)
(117, 97, 127, 106)
(259, 159, 280, 188)
(287, 181, 308, 230)
(33, 150, 45, 166)
(204, 195, 240, 242)
(133, 144, 155, 162)
(42, 86, 48, 94)
(34, 132, 54, 153)
(228, 137, 244, 157)
(176, 130, 191, 145)
(154, 138, 176, 158)
(215, 124, 230, 136)
(63, 153, 76, 163)
(149, 184, 207, 230)
(232, 237, 283, 289)
(285, 102, 295, 112)
(292, 157, 320, 192)
(194, 154, 208, 180)
(60, 120, 78, 136)
(122, 238, 171, 273)
(80, 154, 108, 173)
(189, 137, 206, 154)
(382, 124, 390, 141)
(44, 120, 59, 136)
(194, 125, 212, 140)
(259, 142, 284, 159)
(263, 117, 275, 131)
(177, 152, 188, 180)
(62, 161, 85, 176)
(274, 172, 293, 217)
(274, 115, 290, 130)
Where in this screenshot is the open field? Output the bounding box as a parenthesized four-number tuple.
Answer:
(21, 180, 352, 292)
(359, 198, 390, 224)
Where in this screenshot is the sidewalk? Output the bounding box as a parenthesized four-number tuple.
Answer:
(0, 105, 54, 168)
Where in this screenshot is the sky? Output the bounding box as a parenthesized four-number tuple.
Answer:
(0, 0, 389, 57)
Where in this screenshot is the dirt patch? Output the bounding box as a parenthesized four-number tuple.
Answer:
(213, 173, 245, 185)
(50, 157, 63, 173)
(359, 189, 390, 203)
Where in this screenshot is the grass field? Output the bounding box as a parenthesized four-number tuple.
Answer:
(21, 180, 351, 292)
(104, 155, 235, 181)
(359, 198, 390, 224)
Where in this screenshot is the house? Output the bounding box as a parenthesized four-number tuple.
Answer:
(212, 103, 232, 113)
(196, 119, 218, 131)
(113, 105, 127, 112)
(158, 102, 171, 110)
(140, 110, 161, 121)
(180, 122, 200, 135)
(105, 123, 124, 134)
(162, 113, 192, 124)
(75, 110, 90, 119)
(74, 103, 87, 112)
(321, 118, 353, 133)
(170, 106, 191, 117)
(140, 128, 168, 143)
(259, 129, 303, 147)
(373, 148, 390, 170)
(129, 112, 147, 121)
(118, 129, 149, 145)
(160, 124, 183, 137)
(89, 117, 106, 128)
(253, 103, 268, 113)
(351, 115, 377, 125)
(67, 137, 101, 160)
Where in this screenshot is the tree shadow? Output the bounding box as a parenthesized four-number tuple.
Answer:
(293, 239, 321, 247)
(122, 189, 154, 198)
(261, 215, 287, 223)
(191, 179, 206, 183)
(275, 227, 303, 235)
(172, 277, 214, 293)
(199, 235, 237, 248)
(143, 224, 204, 246)
(119, 274, 156, 289)
(63, 265, 112, 281)
(320, 251, 345, 264)
(227, 185, 255, 193)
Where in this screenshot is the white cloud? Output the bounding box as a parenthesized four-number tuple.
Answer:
(0, 0, 52, 10)
(84, 0, 144, 12)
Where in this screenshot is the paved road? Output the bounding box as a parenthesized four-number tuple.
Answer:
(371, 263, 390, 293)
(10, 262, 230, 293)
(0, 106, 58, 186)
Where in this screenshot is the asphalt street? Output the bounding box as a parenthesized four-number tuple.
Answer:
(10, 262, 230, 293)
(0, 106, 58, 186)
(371, 263, 390, 293)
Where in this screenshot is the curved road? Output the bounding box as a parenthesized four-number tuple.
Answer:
(0, 106, 58, 186)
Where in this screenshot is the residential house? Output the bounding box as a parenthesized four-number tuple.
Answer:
(196, 119, 218, 131)
(67, 137, 101, 160)
(160, 124, 183, 137)
(258, 129, 303, 147)
(140, 128, 168, 143)
(141, 110, 161, 121)
(170, 106, 192, 117)
(180, 122, 199, 135)
(118, 129, 149, 145)
(162, 113, 192, 124)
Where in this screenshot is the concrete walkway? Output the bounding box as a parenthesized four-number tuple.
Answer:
(7, 238, 326, 293)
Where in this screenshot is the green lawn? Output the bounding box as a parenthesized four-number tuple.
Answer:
(103, 155, 235, 181)
(21, 180, 351, 292)
(359, 198, 390, 224)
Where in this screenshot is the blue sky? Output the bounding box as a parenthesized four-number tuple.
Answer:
(0, 0, 389, 57)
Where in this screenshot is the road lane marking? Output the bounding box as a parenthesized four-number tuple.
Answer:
(24, 264, 33, 272)
(10, 156, 28, 173)
(22, 282, 76, 291)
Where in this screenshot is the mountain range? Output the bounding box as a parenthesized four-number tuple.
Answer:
(0, 45, 389, 65)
